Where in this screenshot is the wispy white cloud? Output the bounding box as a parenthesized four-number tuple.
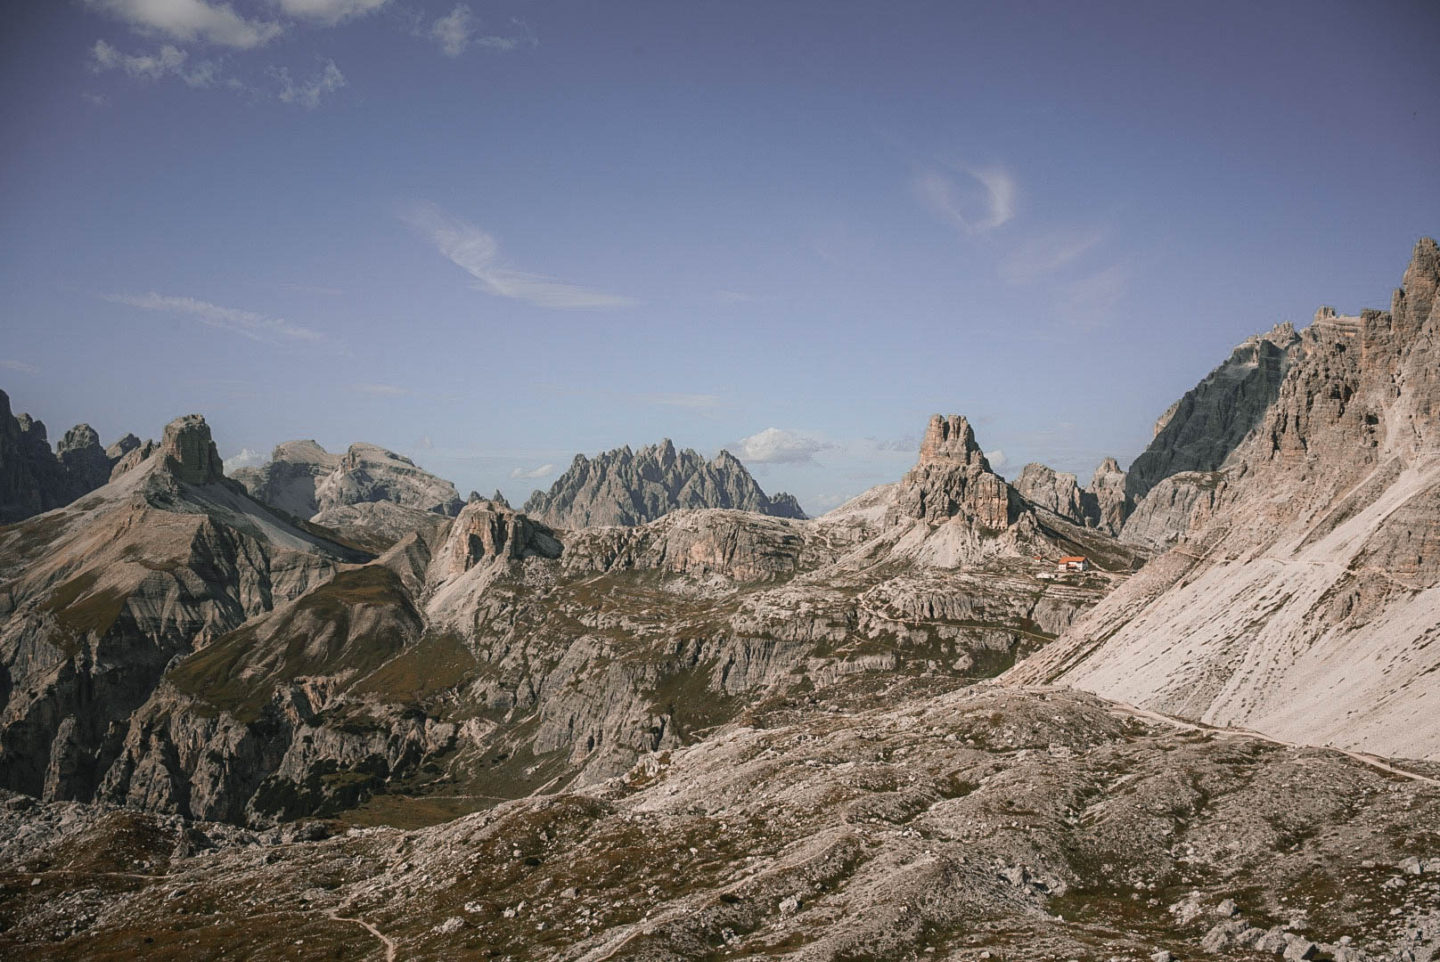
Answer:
(105, 292, 324, 344)
(431, 4, 473, 56)
(403, 203, 638, 310)
(426, 5, 533, 57)
(716, 290, 755, 303)
(1, 359, 39, 374)
(273, 0, 389, 26)
(351, 382, 410, 397)
(914, 166, 1016, 234)
(1000, 227, 1106, 284)
(734, 428, 828, 465)
(984, 448, 1008, 470)
(223, 447, 266, 471)
(272, 59, 345, 108)
(84, 0, 281, 49)
(510, 462, 556, 480)
(90, 39, 220, 86)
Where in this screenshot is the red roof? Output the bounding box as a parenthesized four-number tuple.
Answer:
(1058, 556, 1087, 563)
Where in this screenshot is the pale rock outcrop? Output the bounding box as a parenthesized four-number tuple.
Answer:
(1118, 471, 1227, 551)
(108, 439, 157, 481)
(230, 439, 339, 518)
(1088, 457, 1129, 535)
(524, 439, 806, 529)
(234, 439, 463, 547)
(314, 442, 464, 517)
(436, 499, 562, 578)
(1015, 462, 1086, 524)
(104, 432, 141, 462)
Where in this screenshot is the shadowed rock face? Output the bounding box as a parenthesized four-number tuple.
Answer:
(523, 439, 806, 528)
(160, 414, 226, 485)
(0, 390, 140, 523)
(1125, 322, 1301, 505)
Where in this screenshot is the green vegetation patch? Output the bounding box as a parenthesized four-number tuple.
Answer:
(352, 631, 477, 701)
(41, 570, 130, 644)
(167, 565, 417, 722)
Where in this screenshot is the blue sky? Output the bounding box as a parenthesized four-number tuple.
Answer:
(2, 1, 1437, 513)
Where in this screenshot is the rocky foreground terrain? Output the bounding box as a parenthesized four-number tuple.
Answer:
(1, 241, 1437, 959)
(2, 681, 1438, 960)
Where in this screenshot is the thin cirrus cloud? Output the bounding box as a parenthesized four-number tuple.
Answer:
(1, 360, 39, 374)
(83, 0, 282, 49)
(510, 463, 556, 480)
(403, 203, 638, 310)
(105, 292, 324, 344)
(914, 166, 1016, 235)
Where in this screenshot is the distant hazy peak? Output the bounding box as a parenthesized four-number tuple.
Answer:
(523, 439, 806, 528)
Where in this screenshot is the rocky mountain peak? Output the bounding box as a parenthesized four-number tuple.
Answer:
(1124, 319, 1301, 507)
(916, 414, 989, 470)
(16, 413, 44, 442)
(57, 423, 100, 454)
(56, 423, 112, 495)
(1393, 236, 1439, 334)
(523, 439, 805, 528)
(893, 414, 1015, 529)
(160, 414, 226, 485)
(105, 433, 141, 462)
(234, 439, 463, 534)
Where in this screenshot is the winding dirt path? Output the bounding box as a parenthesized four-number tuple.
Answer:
(1111, 700, 1440, 789)
(330, 910, 397, 962)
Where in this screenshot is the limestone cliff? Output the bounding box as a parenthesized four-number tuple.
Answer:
(1010, 237, 1440, 760)
(1125, 321, 1301, 504)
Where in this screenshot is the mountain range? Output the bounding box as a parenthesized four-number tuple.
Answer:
(1, 239, 1438, 961)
